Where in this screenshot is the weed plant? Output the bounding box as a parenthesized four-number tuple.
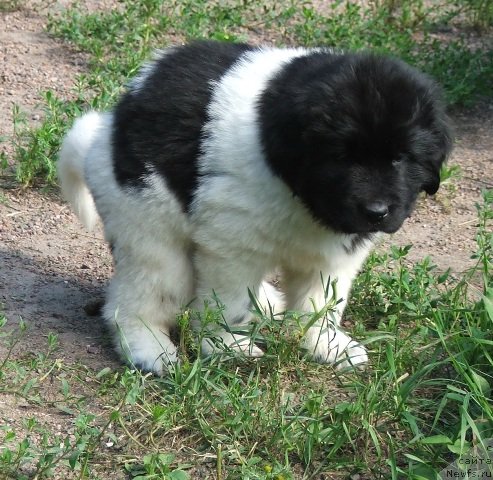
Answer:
(1, 0, 493, 478)
(0, 190, 492, 478)
(2, 0, 492, 185)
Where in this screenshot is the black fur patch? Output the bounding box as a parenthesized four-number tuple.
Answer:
(111, 42, 452, 235)
(258, 51, 452, 235)
(112, 41, 254, 209)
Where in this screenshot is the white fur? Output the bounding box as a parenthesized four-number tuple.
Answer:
(191, 47, 370, 365)
(58, 111, 102, 231)
(59, 112, 194, 374)
(58, 47, 372, 374)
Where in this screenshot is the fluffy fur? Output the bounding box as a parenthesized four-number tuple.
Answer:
(58, 41, 452, 374)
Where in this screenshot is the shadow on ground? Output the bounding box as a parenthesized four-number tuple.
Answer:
(0, 248, 118, 370)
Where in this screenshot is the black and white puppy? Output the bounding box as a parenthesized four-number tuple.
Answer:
(58, 41, 452, 374)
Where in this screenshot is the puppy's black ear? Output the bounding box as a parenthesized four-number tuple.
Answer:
(423, 171, 441, 195)
(423, 154, 448, 195)
(423, 118, 454, 196)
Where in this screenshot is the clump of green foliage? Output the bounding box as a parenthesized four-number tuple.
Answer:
(1, 191, 492, 478)
(1, 1, 492, 478)
(2, 0, 492, 185)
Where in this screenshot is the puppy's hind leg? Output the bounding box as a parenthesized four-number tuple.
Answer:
(104, 242, 194, 375)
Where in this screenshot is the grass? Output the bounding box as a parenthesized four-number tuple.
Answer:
(0, 0, 21, 12)
(0, 0, 492, 478)
(1, 190, 492, 478)
(2, 0, 493, 185)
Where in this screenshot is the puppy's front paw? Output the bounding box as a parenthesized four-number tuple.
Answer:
(201, 332, 264, 359)
(118, 329, 178, 376)
(335, 340, 368, 370)
(303, 326, 368, 370)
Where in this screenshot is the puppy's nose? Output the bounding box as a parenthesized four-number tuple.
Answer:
(363, 202, 389, 223)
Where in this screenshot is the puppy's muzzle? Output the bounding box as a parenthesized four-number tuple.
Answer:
(362, 201, 390, 224)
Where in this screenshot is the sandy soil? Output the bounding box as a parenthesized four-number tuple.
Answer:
(1, 0, 492, 368)
(0, 1, 492, 478)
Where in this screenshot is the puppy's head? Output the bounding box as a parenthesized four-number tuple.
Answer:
(259, 51, 453, 234)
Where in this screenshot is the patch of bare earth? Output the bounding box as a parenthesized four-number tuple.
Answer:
(0, 2, 492, 479)
(0, 3, 121, 480)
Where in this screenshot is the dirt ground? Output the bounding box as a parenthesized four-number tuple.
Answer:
(1, 0, 493, 366)
(0, 1, 492, 476)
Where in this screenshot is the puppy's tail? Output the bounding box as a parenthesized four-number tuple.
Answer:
(57, 112, 102, 231)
